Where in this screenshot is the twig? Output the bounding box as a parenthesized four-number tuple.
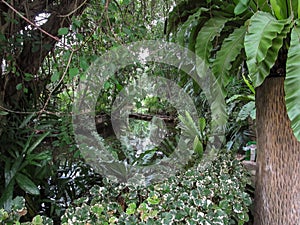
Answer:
(104, 0, 123, 44)
(105, 0, 110, 10)
(39, 50, 75, 119)
(1, 0, 60, 41)
(58, 0, 88, 17)
(0, 104, 70, 116)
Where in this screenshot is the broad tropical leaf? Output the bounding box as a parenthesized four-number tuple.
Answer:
(287, 0, 298, 18)
(270, 0, 288, 19)
(15, 173, 40, 195)
(0, 179, 15, 209)
(193, 136, 203, 157)
(245, 12, 291, 87)
(212, 26, 247, 88)
(252, 21, 292, 85)
(166, 1, 204, 36)
(299, 0, 300, 19)
(195, 17, 229, 63)
(234, 0, 250, 15)
(176, 7, 206, 47)
(285, 23, 300, 141)
(26, 131, 50, 155)
(188, 11, 209, 52)
(257, 0, 272, 12)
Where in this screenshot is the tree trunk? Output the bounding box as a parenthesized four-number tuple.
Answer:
(254, 77, 300, 225)
(0, 0, 89, 109)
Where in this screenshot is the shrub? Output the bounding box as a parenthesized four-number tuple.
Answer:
(0, 196, 53, 225)
(61, 152, 252, 224)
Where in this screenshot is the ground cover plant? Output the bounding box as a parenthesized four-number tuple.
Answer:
(0, 152, 252, 225)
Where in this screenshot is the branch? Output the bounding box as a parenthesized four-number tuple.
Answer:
(58, 0, 88, 17)
(1, 0, 59, 41)
(105, 0, 110, 10)
(39, 50, 75, 118)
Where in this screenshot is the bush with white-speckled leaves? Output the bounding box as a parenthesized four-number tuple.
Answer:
(61, 152, 252, 225)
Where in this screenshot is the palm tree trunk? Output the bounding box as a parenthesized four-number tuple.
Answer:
(254, 77, 300, 225)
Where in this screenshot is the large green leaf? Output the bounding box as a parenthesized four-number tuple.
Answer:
(0, 179, 15, 209)
(26, 131, 50, 155)
(252, 22, 292, 85)
(193, 136, 203, 158)
(270, 0, 288, 19)
(166, 1, 204, 36)
(15, 173, 40, 195)
(287, 0, 298, 18)
(176, 7, 206, 47)
(257, 0, 272, 12)
(285, 23, 300, 141)
(234, 0, 250, 15)
(245, 12, 291, 87)
(212, 26, 246, 88)
(7, 155, 23, 185)
(299, 0, 300, 19)
(195, 17, 229, 63)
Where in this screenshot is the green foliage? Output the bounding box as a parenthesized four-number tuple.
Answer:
(269, 0, 298, 19)
(225, 77, 256, 151)
(1, 0, 177, 223)
(61, 153, 252, 224)
(178, 111, 207, 158)
(245, 12, 292, 87)
(212, 26, 247, 89)
(195, 17, 229, 64)
(234, 0, 251, 15)
(285, 22, 300, 140)
(167, 0, 300, 141)
(0, 196, 53, 225)
(51, 115, 80, 159)
(39, 161, 103, 221)
(0, 128, 51, 210)
(141, 96, 175, 115)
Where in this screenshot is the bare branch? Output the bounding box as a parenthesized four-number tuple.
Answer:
(1, 0, 60, 41)
(58, 0, 88, 17)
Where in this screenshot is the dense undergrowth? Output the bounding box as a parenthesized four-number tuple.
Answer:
(0, 152, 252, 225)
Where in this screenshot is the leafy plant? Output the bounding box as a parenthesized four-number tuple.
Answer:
(0, 196, 53, 225)
(61, 152, 252, 224)
(226, 78, 256, 151)
(51, 115, 80, 160)
(178, 111, 207, 158)
(167, 0, 300, 222)
(0, 130, 51, 210)
(167, 0, 300, 140)
(37, 160, 103, 223)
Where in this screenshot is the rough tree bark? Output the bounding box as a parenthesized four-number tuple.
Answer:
(254, 77, 300, 225)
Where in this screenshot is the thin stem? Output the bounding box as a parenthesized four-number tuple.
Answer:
(1, 0, 60, 41)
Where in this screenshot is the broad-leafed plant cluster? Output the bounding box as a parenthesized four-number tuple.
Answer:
(167, 0, 300, 140)
(60, 153, 251, 225)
